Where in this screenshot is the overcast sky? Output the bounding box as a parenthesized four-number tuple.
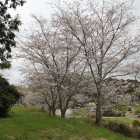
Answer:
(1, 0, 140, 85)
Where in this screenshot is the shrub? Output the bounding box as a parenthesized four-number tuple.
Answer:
(135, 109, 140, 115)
(0, 75, 21, 118)
(103, 111, 124, 117)
(132, 120, 140, 127)
(127, 108, 132, 111)
(105, 120, 140, 139)
(132, 128, 140, 139)
(104, 120, 132, 137)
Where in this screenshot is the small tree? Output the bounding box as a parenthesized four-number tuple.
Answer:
(0, 75, 21, 118)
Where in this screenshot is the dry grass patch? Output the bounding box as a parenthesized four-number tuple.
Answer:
(5, 135, 18, 140)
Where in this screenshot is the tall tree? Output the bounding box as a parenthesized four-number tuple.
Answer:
(52, 0, 140, 125)
(0, 0, 25, 68)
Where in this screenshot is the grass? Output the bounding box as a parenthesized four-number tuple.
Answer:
(133, 106, 140, 115)
(70, 108, 88, 116)
(0, 106, 135, 140)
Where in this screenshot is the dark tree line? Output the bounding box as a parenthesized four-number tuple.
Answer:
(0, 0, 25, 117)
(0, 75, 21, 118)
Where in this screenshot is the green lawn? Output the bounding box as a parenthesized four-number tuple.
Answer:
(0, 106, 134, 140)
(70, 108, 88, 116)
(133, 106, 140, 115)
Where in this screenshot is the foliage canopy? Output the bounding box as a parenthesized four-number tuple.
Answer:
(0, 75, 21, 118)
(0, 0, 26, 68)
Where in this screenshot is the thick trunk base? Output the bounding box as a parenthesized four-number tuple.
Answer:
(95, 104, 101, 126)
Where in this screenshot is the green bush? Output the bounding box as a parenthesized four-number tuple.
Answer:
(132, 128, 140, 139)
(127, 108, 132, 111)
(103, 111, 125, 117)
(0, 75, 21, 118)
(105, 120, 140, 139)
(132, 120, 140, 127)
(135, 109, 140, 115)
(115, 106, 127, 111)
(104, 120, 132, 137)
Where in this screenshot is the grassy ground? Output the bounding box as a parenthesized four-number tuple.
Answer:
(133, 106, 140, 115)
(0, 106, 134, 140)
(70, 108, 88, 116)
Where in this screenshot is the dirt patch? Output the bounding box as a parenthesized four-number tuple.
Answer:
(96, 138, 107, 140)
(69, 137, 107, 140)
(5, 135, 18, 140)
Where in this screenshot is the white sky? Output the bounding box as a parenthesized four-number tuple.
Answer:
(1, 0, 140, 85)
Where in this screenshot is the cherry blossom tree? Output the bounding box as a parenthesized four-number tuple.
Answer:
(24, 72, 60, 117)
(17, 15, 86, 118)
(17, 86, 46, 109)
(52, 0, 140, 125)
(128, 63, 140, 102)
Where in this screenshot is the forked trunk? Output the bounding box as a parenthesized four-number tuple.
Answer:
(48, 107, 56, 117)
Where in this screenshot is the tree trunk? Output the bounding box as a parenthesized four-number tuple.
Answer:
(52, 109, 56, 117)
(61, 109, 66, 118)
(48, 106, 56, 117)
(48, 108, 52, 117)
(95, 103, 101, 125)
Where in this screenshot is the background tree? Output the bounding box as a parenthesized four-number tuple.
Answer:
(0, 75, 21, 118)
(52, 0, 140, 125)
(27, 73, 60, 117)
(16, 86, 46, 109)
(127, 64, 140, 103)
(0, 0, 25, 68)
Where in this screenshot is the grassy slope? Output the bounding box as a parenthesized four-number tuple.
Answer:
(0, 106, 134, 140)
